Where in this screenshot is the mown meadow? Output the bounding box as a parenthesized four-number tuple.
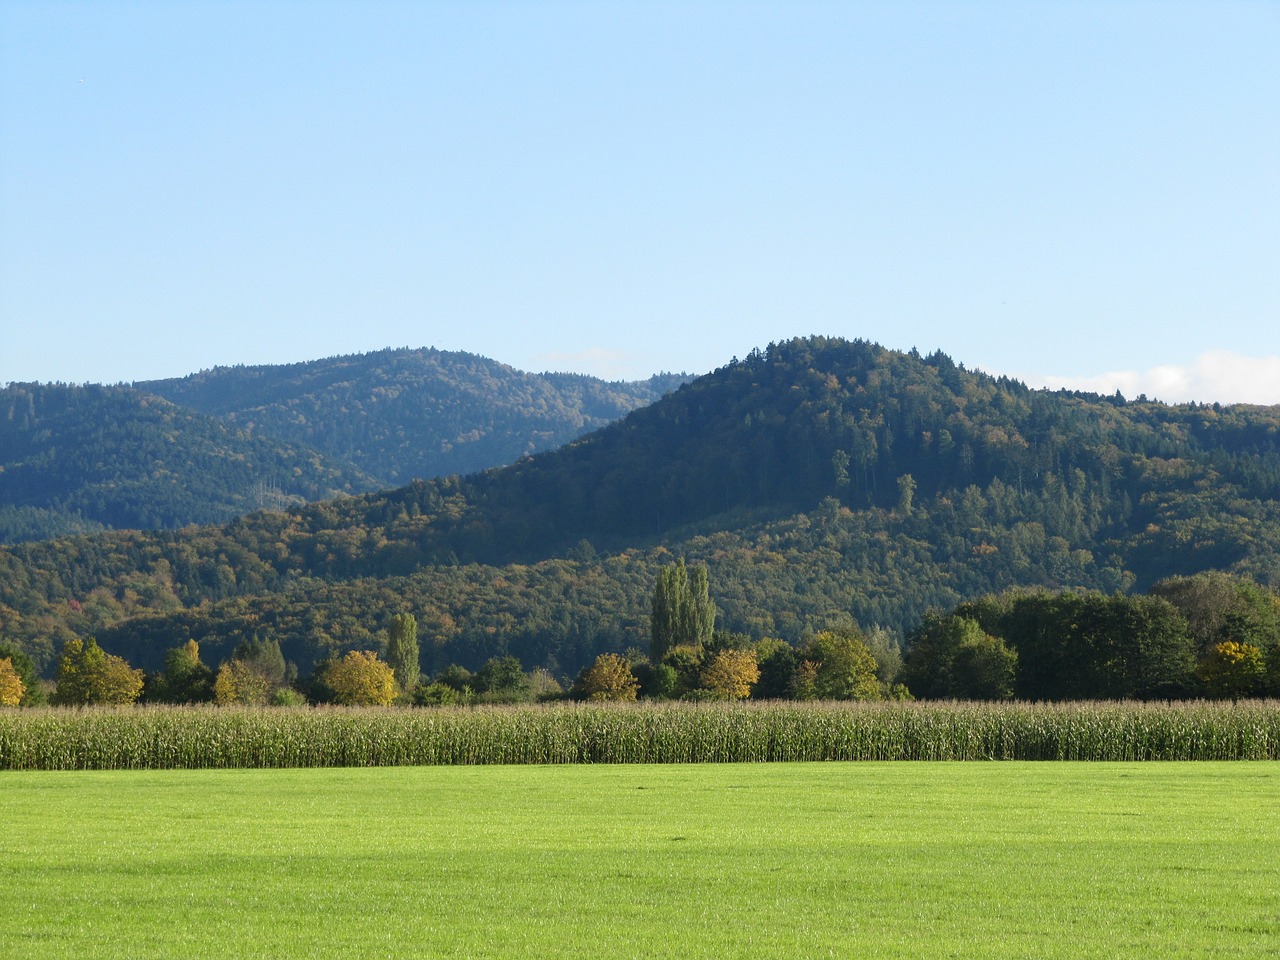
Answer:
(1, 762, 1277, 959)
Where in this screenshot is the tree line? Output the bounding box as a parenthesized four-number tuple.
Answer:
(5, 563, 1275, 709)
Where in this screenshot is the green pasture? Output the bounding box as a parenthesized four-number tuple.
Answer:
(1, 763, 1277, 958)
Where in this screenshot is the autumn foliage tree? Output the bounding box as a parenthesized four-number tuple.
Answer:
(0, 643, 42, 706)
(324, 650, 398, 706)
(0, 657, 25, 706)
(213, 639, 289, 705)
(214, 659, 272, 705)
(149, 639, 214, 703)
(51, 637, 144, 705)
(1198, 641, 1268, 699)
(701, 649, 760, 700)
(574, 653, 639, 701)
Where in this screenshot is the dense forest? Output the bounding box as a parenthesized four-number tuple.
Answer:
(140, 347, 688, 486)
(2, 336, 1279, 688)
(0, 348, 687, 544)
(0, 383, 374, 541)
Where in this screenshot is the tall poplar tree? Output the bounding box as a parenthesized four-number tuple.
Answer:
(386, 613, 420, 693)
(650, 559, 716, 662)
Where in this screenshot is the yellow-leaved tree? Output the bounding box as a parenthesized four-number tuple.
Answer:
(324, 650, 398, 706)
(213, 639, 289, 705)
(0, 657, 25, 706)
(701, 649, 760, 700)
(1198, 641, 1268, 699)
(574, 653, 639, 702)
(214, 658, 273, 705)
(51, 638, 144, 706)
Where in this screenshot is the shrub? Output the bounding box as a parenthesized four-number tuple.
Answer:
(415, 681, 469, 707)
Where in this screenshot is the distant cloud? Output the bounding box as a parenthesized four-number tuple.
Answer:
(1024, 351, 1280, 406)
(528, 347, 660, 382)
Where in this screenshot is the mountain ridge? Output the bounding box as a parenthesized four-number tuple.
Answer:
(138, 346, 689, 485)
(2, 336, 1278, 678)
(0, 347, 689, 543)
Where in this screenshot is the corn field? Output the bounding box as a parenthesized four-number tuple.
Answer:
(1, 700, 1278, 770)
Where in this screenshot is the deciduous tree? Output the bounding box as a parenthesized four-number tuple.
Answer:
(214, 658, 272, 705)
(574, 653, 639, 701)
(0, 657, 24, 706)
(1198, 641, 1268, 699)
(801, 631, 882, 701)
(650, 559, 716, 662)
(213, 638, 290, 705)
(473, 656, 532, 703)
(0, 643, 42, 706)
(386, 613, 420, 694)
(51, 637, 144, 705)
(149, 640, 213, 703)
(701, 649, 760, 700)
(323, 650, 398, 706)
(902, 614, 1016, 700)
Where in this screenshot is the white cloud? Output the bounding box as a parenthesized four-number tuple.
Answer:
(1024, 351, 1280, 406)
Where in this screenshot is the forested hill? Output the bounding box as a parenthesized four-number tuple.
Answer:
(3, 336, 1280, 676)
(140, 347, 689, 486)
(0, 349, 687, 544)
(302, 335, 1280, 572)
(0, 383, 376, 542)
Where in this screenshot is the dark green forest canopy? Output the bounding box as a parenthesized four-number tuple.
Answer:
(2, 336, 1279, 677)
(139, 346, 688, 487)
(1, 348, 687, 544)
(0, 382, 375, 540)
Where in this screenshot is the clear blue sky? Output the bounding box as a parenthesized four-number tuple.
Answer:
(2, 1, 1277, 402)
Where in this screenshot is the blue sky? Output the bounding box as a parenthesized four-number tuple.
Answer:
(2, 1, 1277, 402)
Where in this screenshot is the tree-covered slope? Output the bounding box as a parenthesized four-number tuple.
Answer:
(140, 347, 688, 485)
(266, 336, 1280, 574)
(0, 383, 376, 542)
(3, 337, 1280, 676)
(0, 349, 686, 544)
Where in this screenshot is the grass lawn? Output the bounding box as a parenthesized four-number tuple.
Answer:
(1, 762, 1277, 958)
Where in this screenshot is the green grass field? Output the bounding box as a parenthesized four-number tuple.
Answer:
(2, 763, 1277, 958)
